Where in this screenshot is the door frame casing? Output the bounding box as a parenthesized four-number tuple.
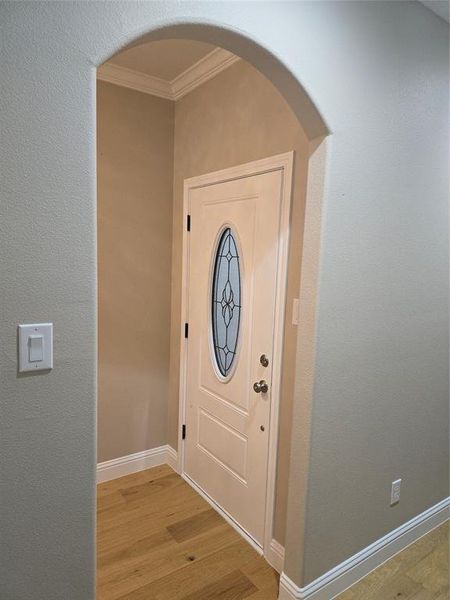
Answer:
(177, 152, 294, 571)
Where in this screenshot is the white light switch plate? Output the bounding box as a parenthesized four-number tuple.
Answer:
(18, 323, 53, 372)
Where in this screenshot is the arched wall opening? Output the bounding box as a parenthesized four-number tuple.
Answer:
(95, 21, 329, 594)
(96, 21, 329, 140)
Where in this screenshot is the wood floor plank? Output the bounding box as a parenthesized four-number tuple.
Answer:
(406, 531, 449, 596)
(167, 508, 224, 543)
(97, 490, 127, 513)
(245, 584, 279, 600)
(336, 523, 449, 600)
(240, 554, 279, 593)
(364, 573, 423, 600)
(114, 540, 260, 600)
(97, 499, 210, 558)
(98, 524, 243, 599)
(180, 569, 257, 600)
(120, 472, 182, 503)
(98, 528, 174, 570)
(98, 476, 200, 535)
(97, 464, 173, 498)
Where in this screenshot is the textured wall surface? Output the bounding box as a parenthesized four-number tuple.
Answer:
(0, 2, 448, 598)
(97, 81, 173, 462)
(284, 2, 449, 583)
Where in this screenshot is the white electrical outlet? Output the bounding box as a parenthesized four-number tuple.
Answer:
(391, 479, 402, 505)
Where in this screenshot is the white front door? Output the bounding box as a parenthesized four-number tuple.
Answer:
(182, 156, 292, 548)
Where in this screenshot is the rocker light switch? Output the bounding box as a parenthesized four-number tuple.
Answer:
(28, 335, 44, 362)
(18, 323, 53, 372)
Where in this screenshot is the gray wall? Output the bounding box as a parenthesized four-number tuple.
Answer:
(0, 2, 448, 599)
(285, 1, 450, 584)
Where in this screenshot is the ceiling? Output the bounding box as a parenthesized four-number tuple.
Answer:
(109, 39, 217, 81)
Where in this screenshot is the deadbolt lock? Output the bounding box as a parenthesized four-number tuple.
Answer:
(253, 380, 269, 394)
(260, 354, 269, 367)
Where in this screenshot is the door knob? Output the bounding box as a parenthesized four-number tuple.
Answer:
(253, 380, 269, 394)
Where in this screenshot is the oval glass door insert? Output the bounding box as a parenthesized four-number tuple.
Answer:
(211, 227, 242, 378)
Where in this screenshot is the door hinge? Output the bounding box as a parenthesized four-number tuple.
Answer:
(187, 214, 191, 231)
(182, 424, 186, 440)
(184, 322, 189, 338)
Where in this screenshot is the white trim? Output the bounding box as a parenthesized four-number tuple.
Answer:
(181, 152, 294, 190)
(262, 153, 293, 562)
(267, 538, 286, 574)
(178, 152, 294, 567)
(97, 48, 240, 100)
(96, 445, 178, 483)
(96, 63, 173, 99)
(182, 471, 263, 556)
(166, 445, 179, 472)
(278, 497, 450, 600)
(171, 48, 240, 100)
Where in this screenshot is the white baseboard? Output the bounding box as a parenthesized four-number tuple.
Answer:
(278, 497, 450, 600)
(97, 445, 178, 483)
(267, 538, 285, 573)
(166, 445, 179, 472)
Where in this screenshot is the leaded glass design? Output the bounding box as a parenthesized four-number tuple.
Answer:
(211, 227, 242, 378)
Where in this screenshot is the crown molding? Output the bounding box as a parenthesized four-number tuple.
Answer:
(96, 63, 173, 99)
(97, 48, 240, 101)
(171, 47, 240, 100)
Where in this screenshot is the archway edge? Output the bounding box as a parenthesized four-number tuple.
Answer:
(95, 17, 330, 141)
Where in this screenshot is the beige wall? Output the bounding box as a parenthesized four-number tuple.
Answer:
(97, 81, 174, 462)
(170, 60, 309, 544)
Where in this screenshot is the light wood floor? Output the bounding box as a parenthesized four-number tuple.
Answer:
(337, 521, 449, 600)
(97, 465, 449, 600)
(97, 464, 279, 599)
